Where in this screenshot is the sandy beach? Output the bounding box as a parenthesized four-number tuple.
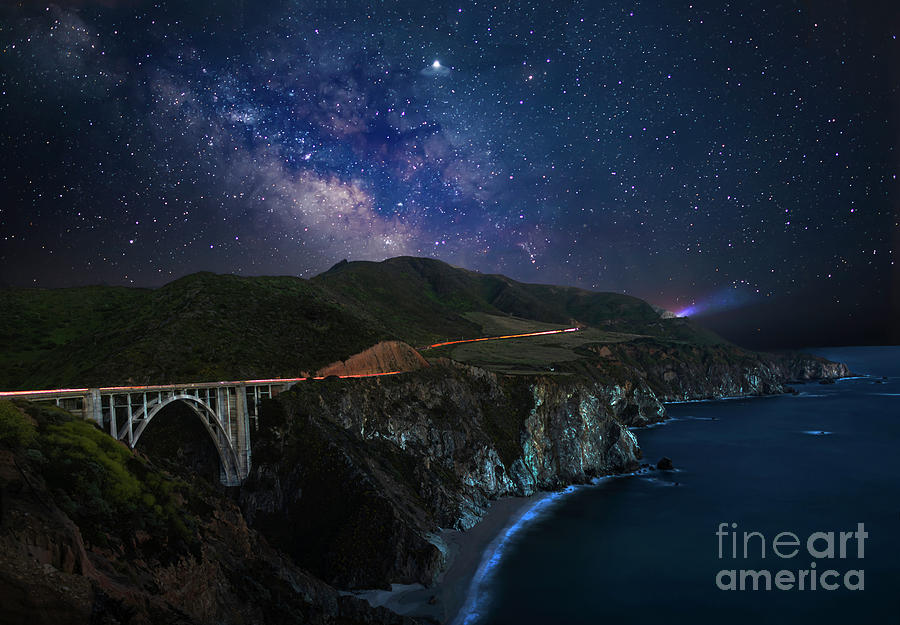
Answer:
(348, 492, 559, 624)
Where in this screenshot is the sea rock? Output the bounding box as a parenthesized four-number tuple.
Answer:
(656, 457, 674, 470)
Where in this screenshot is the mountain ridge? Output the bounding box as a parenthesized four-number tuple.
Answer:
(1, 256, 725, 390)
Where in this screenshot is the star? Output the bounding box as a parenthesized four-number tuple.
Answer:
(0, 1, 892, 348)
(421, 58, 450, 77)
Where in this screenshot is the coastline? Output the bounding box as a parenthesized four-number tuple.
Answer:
(349, 492, 562, 624)
(658, 378, 859, 406)
(352, 371, 857, 623)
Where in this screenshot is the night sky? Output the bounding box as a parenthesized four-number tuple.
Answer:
(1, 1, 897, 347)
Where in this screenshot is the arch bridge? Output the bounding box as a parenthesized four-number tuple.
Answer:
(1, 372, 402, 485)
(1, 378, 305, 485)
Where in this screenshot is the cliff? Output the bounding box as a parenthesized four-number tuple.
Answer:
(0, 343, 848, 622)
(238, 346, 846, 593)
(583, 340, 851, 401)
(0, 401, 417, 625)
(239, 361, 651, 590)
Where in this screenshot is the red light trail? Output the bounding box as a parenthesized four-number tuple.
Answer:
(0, 372, 405, 399)
(0, 327, 581, 399)
(427, 326, 580, 349)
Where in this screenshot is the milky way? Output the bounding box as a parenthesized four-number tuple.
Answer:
(0, 1, 896, 346)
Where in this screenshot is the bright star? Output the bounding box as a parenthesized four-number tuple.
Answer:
(421, 59, 450, 77)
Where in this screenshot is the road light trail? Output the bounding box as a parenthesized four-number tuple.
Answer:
(427, 326, 580, 349)
(0, 371, 406, 399)
(0, 387, 91, 397)
(0, 328, 582, 398)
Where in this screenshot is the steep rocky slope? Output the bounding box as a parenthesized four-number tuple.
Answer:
(0, 401, 417, 625)
(582, 340, 850, 401)
(238, 348, 846, 592)
(240, 361, 649, 589)
(0, 340, 847, 623)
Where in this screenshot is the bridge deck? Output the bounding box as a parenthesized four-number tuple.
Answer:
(0, 372, 404, 401)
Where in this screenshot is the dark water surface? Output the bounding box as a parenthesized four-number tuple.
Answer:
(469, 347, 900, 624)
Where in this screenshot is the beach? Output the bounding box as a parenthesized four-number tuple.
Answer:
(348, 492, 559, 624)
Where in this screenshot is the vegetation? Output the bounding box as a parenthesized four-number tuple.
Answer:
(460, 311, 573, 335)
(478, 374, 535, 468)
(13, 401, 198, 555)
(0, 273, 387, 389)
(0, 399, 36, 448)
(313, 256, 683, 341)
(0, 255, 728, 389)
(0, 286, 148, 389)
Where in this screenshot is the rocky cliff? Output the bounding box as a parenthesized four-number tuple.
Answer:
(0, 344, 848, 623)
(584, 340, 851, 401)
(0, 401, 417, 625)
(240, 361, 651, 590)
(239, 346, 846, 593)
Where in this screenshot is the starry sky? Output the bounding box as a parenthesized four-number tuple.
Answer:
(1, 1, 897, 347)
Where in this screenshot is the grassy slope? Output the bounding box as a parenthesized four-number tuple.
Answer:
(424, 325, 646, 375)
(0, 256, 728, 389)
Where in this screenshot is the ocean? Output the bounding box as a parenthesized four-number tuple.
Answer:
(461, 346, 900, 624)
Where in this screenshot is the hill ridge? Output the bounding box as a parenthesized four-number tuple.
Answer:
(0, 256, 724, 389)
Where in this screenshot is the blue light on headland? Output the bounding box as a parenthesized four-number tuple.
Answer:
(675, 287, 755, 318)
(676, 304, 699, 318)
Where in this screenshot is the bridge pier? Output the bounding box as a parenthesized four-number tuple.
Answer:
(109, 393, 118, 440)
(235, 384, 252, 479)
(84, 388, 103, 428)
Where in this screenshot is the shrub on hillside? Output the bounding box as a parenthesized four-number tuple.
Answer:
(0, 400, 36, 448)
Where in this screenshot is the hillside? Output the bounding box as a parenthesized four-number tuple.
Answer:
(2, 256, 727, 390)
(313, 257, 724, 346)
(0, 273, 387, 389)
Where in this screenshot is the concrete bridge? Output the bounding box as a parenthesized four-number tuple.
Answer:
(0, 373, 400, 485)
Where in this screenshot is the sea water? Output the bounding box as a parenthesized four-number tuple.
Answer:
(469, 347, 900, 624)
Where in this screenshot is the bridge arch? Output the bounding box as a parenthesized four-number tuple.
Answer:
(4, 379, 303, 486)
(131, 394, 242, 486)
